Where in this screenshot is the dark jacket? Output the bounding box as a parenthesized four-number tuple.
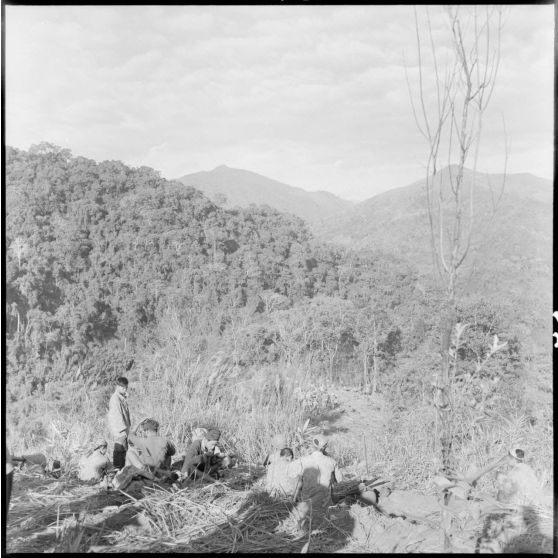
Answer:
(128, 434, 176, 469)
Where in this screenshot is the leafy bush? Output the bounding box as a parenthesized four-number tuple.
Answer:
(292, 381, 340, 413)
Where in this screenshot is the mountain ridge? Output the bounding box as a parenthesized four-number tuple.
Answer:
(176, 165, 355, 224)
(177, 164, 552, 223)
(314, 166, 552, 344)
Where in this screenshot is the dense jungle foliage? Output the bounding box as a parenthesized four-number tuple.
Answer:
(5, 143, 548, 445)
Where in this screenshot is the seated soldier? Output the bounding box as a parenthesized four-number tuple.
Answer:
(495, 448, 548, 507)
(78, 440, 110, 483)
(126, 418, 176, 474)
(11, 452, 62, 478)
(265, 447, 299, 498)
(263, 434, 289, 467)
(181, 428, 226, 480)
(12, 452, 48, 473)
(288, 435, 344, 532)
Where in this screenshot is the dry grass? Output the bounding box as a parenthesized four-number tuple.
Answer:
(7, 468, 363, 554)
(100, 478, 371, 554)
(124, 358, 329, 464)
(343, 399, 554, 496)
(6, 359, 328, 477)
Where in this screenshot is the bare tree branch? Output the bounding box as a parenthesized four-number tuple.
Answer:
(408, 6, 506, 484)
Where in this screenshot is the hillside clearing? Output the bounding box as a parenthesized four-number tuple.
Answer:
(6, 387, 552, 554)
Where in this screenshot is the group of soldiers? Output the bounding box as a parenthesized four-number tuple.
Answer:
(78, 376, 346, 532)
(10, 375, 545, 539)
(78, 376, 235, 489)
(263, 432, 345, 531)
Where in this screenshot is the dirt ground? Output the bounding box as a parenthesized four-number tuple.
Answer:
(5, 471, 446, 554)
(320, 387, 387, 438)
(315, 387, 387, 469)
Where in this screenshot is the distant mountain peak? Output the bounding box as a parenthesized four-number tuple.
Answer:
(176, 165, 355, 223)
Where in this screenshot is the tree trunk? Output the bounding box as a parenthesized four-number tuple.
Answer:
(371, 320, 378, 397)
(439, 307, 456, 475)
(362, 350, 369, 391)
(371, 350, 378, 397)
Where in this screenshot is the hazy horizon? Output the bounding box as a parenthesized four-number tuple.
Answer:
(177, 162, 552, 204)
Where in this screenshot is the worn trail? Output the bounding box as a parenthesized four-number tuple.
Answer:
(313, 387, 388, 464)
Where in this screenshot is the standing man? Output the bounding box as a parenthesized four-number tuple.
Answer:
(107, 377, 131, 470)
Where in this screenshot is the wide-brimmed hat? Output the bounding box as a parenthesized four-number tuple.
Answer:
(312, 435, 328, 451)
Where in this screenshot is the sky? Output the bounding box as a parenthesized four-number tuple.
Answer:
(5, 5, 554, 201)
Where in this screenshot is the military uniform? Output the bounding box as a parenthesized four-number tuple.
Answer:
(288, 450, 344, 529)
(265, 457, 299, 497)
(127, 433, 176, 471)
(107, 390, 131, 469)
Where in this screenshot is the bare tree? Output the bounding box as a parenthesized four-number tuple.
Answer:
(11, 237, 30, 268)
(407, 6, 505, 475)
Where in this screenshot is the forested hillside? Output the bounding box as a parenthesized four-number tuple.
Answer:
(317, 166, 552, 348)
(5, 144, 424, 396)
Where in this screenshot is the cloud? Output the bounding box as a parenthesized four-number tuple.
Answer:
(4, 4, 554, 200)
(156, 9, 215, 33)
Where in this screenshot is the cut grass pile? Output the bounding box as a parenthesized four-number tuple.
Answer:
(7, 459, 554, 554)
(6, 467, 363, 554)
